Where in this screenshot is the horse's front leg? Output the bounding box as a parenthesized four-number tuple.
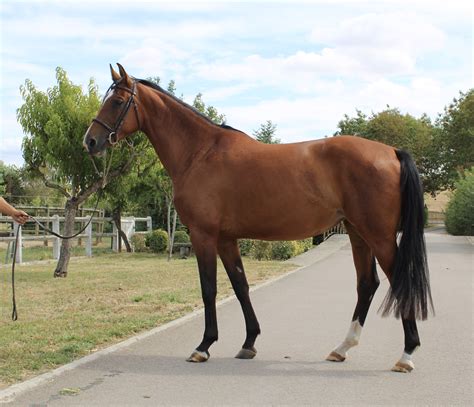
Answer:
(186, 229, 218, 363)
(218, 238, 260, 359)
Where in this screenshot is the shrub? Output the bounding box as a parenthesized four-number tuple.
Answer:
(445, 169, 474, 235)
(130, 234, 147, 253)
(173, 230, 190, 243)
(271, 240, 298, 260)
(298, 238, 313, 253)
(238, 239, 254, 256)
(250, 240, 272, 260)
(145, 229, 169, 253)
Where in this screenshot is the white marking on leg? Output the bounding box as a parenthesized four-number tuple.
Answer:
(333, 320, 363, 358)
(395, 349, 417, 371)
(236, 266, 243, 274)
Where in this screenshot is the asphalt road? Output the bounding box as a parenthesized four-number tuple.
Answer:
(1, 230, 472, 406)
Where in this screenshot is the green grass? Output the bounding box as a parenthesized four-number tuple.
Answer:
(0, 252, 295, 387)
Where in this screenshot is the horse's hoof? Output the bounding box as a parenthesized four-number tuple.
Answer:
(391, 361, 414, 373)
(235, 347, 257, 359)
(186, 350, 209, 363)
(326, 351, 346, 362)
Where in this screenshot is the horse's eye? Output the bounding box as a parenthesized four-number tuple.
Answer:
(114, 99, 124, 106)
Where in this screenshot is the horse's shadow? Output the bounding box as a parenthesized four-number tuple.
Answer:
(80, 353, 388, 379)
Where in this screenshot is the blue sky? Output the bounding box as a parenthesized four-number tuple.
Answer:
(1, 0, 472, 166)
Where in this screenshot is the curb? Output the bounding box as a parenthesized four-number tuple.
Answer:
(0, 235, 349, 404)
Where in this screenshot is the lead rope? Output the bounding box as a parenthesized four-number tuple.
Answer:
(8, 153, 110, 321)
(11, 227, 19, 320)
(8, 192, 102, 321)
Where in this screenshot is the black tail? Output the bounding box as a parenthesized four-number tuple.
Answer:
(380, 150, 434, 320)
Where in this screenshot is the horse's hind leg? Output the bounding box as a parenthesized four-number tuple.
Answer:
(327, 221, 380, 362)
(374, 242, 421, 373)
(218, 238, 261, 359)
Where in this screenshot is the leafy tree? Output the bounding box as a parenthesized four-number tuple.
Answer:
(436, 89, 474, 174)
(334, 110, 368, 136)
(102, 134, 157, 252)
(253, 120, 280, 144)
(445, 168, 474, 235)
(192, 93, 226, 124)
(17, 67, 135, 277)
(22, 174, 65, 207)
(0, 163, 25, 204)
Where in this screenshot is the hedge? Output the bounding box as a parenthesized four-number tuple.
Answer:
(145, 229, 169, 253)
(445, 168, 474, 235)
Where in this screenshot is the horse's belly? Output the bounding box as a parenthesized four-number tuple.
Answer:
(222, 198, 341, 241)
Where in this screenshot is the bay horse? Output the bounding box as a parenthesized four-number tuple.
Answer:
(84, 64, 433, 373)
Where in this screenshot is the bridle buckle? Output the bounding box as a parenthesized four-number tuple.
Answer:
(108, 132, 118, 145)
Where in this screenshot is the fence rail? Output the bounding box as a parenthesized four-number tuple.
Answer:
(1, 216, 349, 265)
(1, 216, 152, 264)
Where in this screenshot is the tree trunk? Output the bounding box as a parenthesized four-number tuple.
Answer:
(53, 198, 78, 278)
(112, 206, 132, 253)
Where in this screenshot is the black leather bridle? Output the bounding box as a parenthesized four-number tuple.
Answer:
(92, 80, 141, 145)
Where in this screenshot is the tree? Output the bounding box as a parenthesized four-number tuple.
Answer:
(334, 110, 368, 136)
(101, 133, 156, 252)
(17, 67, 136, 277)
(445, 168, 474, 235)
(192, 93, 226, 124)
(0, 163, 25, 204)
(253, 120, 280, 144)
(436, 89, 474, 174)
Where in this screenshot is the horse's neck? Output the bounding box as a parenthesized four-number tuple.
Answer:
(139, 86, 217, 181)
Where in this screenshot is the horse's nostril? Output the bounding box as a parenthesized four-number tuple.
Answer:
(88, 138, 97, 148)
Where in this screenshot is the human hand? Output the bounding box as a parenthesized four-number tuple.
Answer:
(12, 210, 29, 225)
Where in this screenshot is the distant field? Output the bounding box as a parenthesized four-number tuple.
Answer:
(424, 190, 452, 212)
(0, 252, 295, 387)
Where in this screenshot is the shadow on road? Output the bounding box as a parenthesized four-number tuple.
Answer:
(79, 353, 389, 379)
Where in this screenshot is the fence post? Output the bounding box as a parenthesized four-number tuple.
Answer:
(85, 220, 92, 257)
(146, 216, 152, 232)
(13, 222, 22, 264)
(52, 215, 60, 259)
(112, 223, 118, 252)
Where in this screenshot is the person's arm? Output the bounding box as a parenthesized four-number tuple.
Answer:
(0, 197, 29, 225)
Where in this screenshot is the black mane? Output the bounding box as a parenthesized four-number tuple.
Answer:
(136, 78, 244, 134)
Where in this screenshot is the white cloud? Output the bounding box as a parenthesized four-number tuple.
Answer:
(357, 77, 446, 116)
(224, 96, 355, 141)
(311, 12, 445, 53)
(203, 83, 256, 101)
(309, 12, 446, 78)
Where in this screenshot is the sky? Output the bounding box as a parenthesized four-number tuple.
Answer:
(0, 0, 472, 166)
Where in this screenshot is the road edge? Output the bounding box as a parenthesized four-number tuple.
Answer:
(0, 235, 349, 404)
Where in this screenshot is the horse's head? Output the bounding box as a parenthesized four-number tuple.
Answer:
(84, 64, 141, 156)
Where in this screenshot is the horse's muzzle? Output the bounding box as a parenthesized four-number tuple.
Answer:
(83, 134, 106, 156)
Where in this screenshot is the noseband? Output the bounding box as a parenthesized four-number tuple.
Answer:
(92, 81, 141, 145)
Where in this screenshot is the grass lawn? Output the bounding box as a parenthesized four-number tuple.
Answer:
(0, 252, 295, 388)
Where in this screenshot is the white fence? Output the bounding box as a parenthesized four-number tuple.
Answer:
(0, 216, 152, 264)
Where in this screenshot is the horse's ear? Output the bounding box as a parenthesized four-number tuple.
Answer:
(110, 64, 121, 82)
(116, 63, 132, 88)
